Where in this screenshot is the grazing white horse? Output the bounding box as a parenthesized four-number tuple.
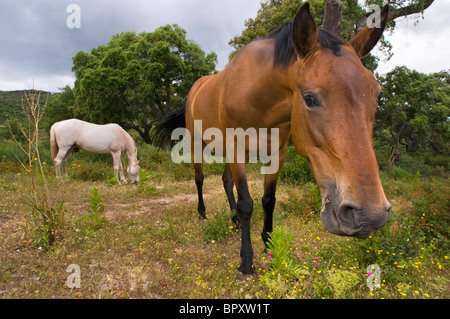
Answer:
(50, 119, 140, 184)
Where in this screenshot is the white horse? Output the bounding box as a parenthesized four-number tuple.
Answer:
(50, 119, 140, 184)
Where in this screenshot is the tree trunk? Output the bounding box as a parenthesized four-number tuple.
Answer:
(390, 141, 401, 167)
(323, 0, 343, 36)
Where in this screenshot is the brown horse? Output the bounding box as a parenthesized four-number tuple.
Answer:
(157, 3, 391, 275)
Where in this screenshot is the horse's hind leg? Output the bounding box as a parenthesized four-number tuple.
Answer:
(194, 162, 206, 220)
(54, 146, 72, 178)
(222, 163, 238, 224)
(61, 146, 74, 177)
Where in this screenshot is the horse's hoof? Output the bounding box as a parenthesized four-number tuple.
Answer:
(237, 272, 257, 283)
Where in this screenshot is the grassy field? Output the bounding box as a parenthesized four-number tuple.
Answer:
(0, 149, 448, 299)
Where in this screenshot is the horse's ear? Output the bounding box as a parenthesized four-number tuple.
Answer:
(348, 4, 390, 58)
(292, 3, 318, 59)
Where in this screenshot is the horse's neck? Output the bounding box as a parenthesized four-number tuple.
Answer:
(123, 133, 137, 163)
(234, 39, 296, 124)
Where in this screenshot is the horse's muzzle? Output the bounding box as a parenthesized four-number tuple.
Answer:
(320, 198, 390, 239)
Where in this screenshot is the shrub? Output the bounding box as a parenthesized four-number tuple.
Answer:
(265, 227, 300, 276)
(68, 160, 114, 181)
(327, 268, 362, 299)
(281, 146, 314, 185)
(202, 209, 235, 242)
(279, 182, 322, 216)
(392, 166, 411, 180)
(0, 179, 18, 191)
(398, 153, 431, 177)
(76, 186, 107, 236)
(22, 199, 67, 249)
(0, 141, 26, 163)
(408, 178, 449, 247)
(171, 162, 193, 181)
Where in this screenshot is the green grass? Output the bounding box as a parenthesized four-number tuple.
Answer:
(0, 151, 448, 299)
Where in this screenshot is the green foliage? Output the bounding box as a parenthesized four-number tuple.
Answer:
(265, 227, 303, 276)
(105, 175, 119, 186)
(327, 176, 449, 298)
(23, 199, 67, 249)
(327, 268, 362, 299)
(408, 178, 449, 245)
(259, 226, 317, 298)
(392, 166, 411, 180)
(256, 174, 449, 299)
(279, 182, 322, 216)
(0, 179, 18, 191)
(0, 140, 26, 162)
(85, 187, 107, 230)
(376, 67, 450, 159)
(43, 86, 75, 131)
(147, 212, 178, 241)
(202, 209, 236, 243)
(76, 187, 107, 236)
(71, 25, 217, 144)
(68, 160, 115, 182)
(281, 146, 314, 185)
(0, 90, 53, 139)
(229, 0, 307, 57)
(227, 0, 395, 69)
(137, 169, 159, 195)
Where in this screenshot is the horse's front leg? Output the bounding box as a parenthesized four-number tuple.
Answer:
(118, 156, 127, 184)
(261, 143, 287, 248)
(194, 162, 206, 220)
(229, 162, 254, 276)
(111, 151, 127, 184)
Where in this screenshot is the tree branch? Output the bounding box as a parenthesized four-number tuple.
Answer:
(388, 0, 435, 22)
(355, 0, 435, 33)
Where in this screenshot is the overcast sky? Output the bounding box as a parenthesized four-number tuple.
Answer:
(0, 0, 448, 92)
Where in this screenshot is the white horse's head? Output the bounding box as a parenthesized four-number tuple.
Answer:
(128, 159, 140, 184)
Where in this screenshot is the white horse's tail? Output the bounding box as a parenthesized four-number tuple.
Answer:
(50, 123, 59, 163)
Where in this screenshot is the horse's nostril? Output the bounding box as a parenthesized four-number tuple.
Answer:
(338, 203, 361, 229)
(337, 201, 391, 237)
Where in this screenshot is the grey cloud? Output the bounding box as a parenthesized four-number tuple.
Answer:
(0, 1, 448, 92)
(0, 0, 261, 91)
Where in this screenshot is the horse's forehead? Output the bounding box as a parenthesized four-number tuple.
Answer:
(302, 46, 375, 86)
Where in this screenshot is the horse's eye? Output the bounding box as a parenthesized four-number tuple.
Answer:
(303, 93, 321, 108)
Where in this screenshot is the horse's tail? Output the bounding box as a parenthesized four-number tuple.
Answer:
(50, 123, 59, 163)
(154, 105, 186, 147)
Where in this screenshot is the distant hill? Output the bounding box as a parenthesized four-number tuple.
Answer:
(0, 90, 54, 140)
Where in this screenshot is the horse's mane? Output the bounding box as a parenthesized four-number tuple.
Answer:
(262, 21, 346, 69)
